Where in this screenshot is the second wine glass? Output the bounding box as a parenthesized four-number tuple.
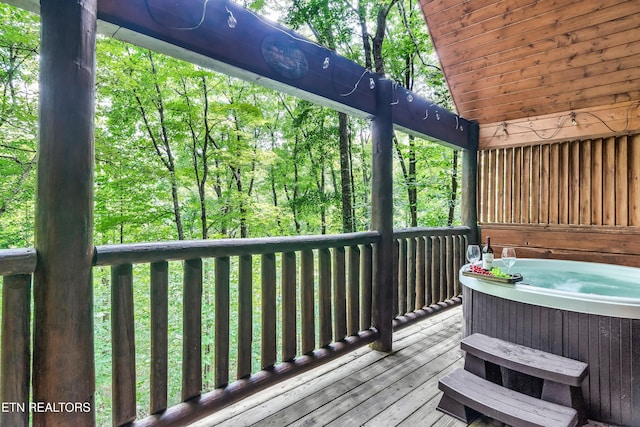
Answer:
(466, 245, 481, 266)
(501, 247, 516, 273)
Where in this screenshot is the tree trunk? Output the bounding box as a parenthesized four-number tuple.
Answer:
(339, 112, 354, 232)
(448, 150, 459, 226)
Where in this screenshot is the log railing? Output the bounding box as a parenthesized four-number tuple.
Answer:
(392, 227, 469, 329)
(94, 232, 381, 426)
(0, 226, 468, 427)
(0, 248, 36, 427)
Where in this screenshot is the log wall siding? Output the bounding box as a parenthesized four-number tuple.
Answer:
(478, 132, 640, 267)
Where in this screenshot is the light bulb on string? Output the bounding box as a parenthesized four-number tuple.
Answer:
(406, 91, 413, 102)
(226, 6, 237, 28)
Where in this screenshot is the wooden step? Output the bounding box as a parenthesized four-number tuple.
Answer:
(437, 368, 578, 427)
(461, 333, 588, 386)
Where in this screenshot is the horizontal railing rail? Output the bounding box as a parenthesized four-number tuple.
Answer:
(0, 248, 36, 427)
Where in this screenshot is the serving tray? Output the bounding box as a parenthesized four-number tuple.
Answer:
(462, 269, 523, 284)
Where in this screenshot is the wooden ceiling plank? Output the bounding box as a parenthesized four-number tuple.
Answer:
(448, 26, 640, 92)
(444, 13, 640, 79)
(434, 0, 632, 63)
(457, 67, 640, 112)
(430, 0, 575, 45)
(454, 54, 640, 105)
(422, 0, 536, 33)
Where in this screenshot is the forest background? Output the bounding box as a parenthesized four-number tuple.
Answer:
(0, 0, 461, 248)
(0, 0, 462, 423)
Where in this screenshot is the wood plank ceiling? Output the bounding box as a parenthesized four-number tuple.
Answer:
(419, 0, 640, 127)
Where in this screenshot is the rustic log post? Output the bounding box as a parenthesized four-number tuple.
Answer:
(462, 121, 480, 244)
(370, 78, 394, 352)
(32, 0, 97, 425)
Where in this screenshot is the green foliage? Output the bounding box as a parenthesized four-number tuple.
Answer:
(0, 2, 462, 424)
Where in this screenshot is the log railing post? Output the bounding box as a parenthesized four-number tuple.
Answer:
(33, 0, 97, 424)
(462, 121, 480, 244)
(371, 78, 394, 352)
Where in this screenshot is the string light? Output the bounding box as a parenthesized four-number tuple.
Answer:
(339, 70, 372, 96)
(494, 102, 640, 140)
(144, 0, 467, 135)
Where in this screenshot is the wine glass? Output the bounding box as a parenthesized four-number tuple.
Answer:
(466, 245, 481, 266)
(501, 247, 516, 274)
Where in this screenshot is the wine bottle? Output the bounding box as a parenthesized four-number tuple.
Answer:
(482, 236, 494, 270)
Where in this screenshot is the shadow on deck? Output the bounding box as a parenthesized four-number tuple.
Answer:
(191, 306, 466, 427)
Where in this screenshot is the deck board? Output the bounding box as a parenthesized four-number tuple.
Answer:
(191, 306, 466, 427)
(190, 305, 614, 427)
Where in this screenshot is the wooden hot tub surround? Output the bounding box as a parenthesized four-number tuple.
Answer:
(462, 283, 640, 426)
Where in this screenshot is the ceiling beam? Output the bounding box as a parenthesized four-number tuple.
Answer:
(4, 0, 475, 149)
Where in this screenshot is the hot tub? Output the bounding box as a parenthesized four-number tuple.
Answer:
(460, 258, 640, 426)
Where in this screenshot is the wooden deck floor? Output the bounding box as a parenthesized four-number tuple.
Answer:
(192, 305, 467, 427)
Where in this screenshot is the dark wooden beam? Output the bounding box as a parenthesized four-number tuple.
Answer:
(32, 0, 96, 424)
(2, 0, 473, 149)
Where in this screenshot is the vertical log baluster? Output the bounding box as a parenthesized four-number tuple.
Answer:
(237, 255, 253, 379)
(392, 240, 399, 316)
(333, 247, 347, 341)
(150, 261, 168, 414)
(397, 239, 407, 316)
(425, 236, 433, 306)
(183, 259, 202, 400)
(439, 237, 447, 301)
(453, 236, 462, 296)
(261, 253, 277, 369)
(319, 248, 332, 347)
(446, 236, 455, 299)
(301, 250, 315, 354)
(1, 274, 31, 427)
(431, 237, 441, 304)
(407, 238, 416, 312)
(282, 252, 297, 361)
(360, 244, 373, 330)
(112, 264, 136, 426)
(416, 237, 426, 309)
(215, 257, 230, 387)
(347, 246, 360, 336)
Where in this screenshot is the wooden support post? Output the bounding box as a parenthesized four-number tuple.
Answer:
(462, 121, 480, 244)
(33, 0, 97, 425)
(370, 78, 394, 352)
